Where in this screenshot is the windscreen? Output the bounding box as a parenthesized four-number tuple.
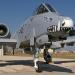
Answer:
(35, 4, 48, 15)
(46, 3, 56, 12)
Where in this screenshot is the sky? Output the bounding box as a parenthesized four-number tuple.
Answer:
(0, 0, 75, 34)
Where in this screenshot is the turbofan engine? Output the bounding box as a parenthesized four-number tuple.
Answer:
(0, 24, 11, 38)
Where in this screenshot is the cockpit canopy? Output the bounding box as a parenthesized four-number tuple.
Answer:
(34, 3, 57, 15)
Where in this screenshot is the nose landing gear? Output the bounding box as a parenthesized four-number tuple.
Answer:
(43, 48, 52, 64)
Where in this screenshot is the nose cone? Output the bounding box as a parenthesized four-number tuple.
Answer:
(62, 17, 74, 28)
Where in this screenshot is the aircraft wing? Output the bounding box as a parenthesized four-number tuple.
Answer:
(50, 37, 75, 49)
(59, 38, 75, 47)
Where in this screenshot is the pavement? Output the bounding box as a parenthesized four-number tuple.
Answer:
(0, 56, 75, 75)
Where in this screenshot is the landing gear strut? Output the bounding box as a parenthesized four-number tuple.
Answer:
(33, 47, 40, 72)
(33, 37, 41, 72)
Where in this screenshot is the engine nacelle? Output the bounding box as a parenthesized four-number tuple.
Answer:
(0, 24, 11, 38)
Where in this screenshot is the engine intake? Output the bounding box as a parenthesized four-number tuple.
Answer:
(0, 24, 11, 38)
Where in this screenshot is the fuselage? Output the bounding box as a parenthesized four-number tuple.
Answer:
(14, 3, 74, 48)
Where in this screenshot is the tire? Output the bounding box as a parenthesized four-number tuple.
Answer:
(44, 52, 52, 64)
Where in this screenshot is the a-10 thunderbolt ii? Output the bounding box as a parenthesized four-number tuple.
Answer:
(5, 3, 75, 72)
(14, 3, 75, 72)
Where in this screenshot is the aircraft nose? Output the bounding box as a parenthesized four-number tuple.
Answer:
(61, 17, 74, 28)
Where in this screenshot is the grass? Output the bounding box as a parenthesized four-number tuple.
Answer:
(52, 52, 75, 59)
(5, 50, 75, 59)
(39, 52, 75, 59)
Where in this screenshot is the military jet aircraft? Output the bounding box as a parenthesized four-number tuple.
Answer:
(0, 3, 75, 72)
(13, 3, 75, 72)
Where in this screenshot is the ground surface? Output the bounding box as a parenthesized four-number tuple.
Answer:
(0, 56, 75, 75)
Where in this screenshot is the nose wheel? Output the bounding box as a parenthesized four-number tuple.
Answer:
(43, 49, 52, 64)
